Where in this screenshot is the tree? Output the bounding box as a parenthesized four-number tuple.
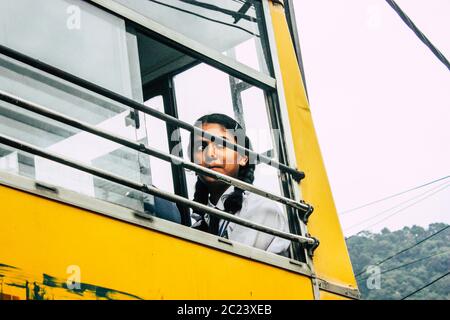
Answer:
(346, 223, 450, 300)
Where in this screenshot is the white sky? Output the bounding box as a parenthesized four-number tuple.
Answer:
(293, 0, 450, 236)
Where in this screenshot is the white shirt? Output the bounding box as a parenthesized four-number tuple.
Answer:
(192, 187, 291, 256)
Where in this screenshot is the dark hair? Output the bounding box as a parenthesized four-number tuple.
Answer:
(189, 113, 255, 235)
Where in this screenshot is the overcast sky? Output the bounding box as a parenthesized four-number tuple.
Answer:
(293, 0, 450, 236)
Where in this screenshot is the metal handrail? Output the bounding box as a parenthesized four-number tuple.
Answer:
(0, 134, 317, 246)
(0, 89, 311, 213)
(0, 44, 305, 182)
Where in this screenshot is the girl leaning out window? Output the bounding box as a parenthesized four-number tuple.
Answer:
(188, 113, 290, 256)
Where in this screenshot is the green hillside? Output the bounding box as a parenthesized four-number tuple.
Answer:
(346, 223, 449, 300)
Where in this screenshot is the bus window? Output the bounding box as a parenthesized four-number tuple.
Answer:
(114, 0, 271, 75)
(0, 0, 154, 213)
(135, 27, 289, 227)
(173, 64, 283, 200)
(0, 0, 307, 258)
(143, 96, 174, 194)
(0, 57, 152, 213)
(134, 27, 295, 235)
(0, 0, 133, 96)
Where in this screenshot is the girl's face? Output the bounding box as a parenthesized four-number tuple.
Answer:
(193, 123, 248, 186)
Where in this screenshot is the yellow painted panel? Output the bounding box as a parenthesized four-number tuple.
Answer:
(269, 1, 357, 288)
(0, 185, 314, 300)
(320, 290, 352, 300)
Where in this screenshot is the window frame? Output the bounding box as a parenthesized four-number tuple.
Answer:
(0, 0, 314, 268)
(120, 0, 312, 263)
(260, 0, 315, 268)
(87, 0, 277, 90)
(142, 76, 192, 226)
(0, 170, 314, 277)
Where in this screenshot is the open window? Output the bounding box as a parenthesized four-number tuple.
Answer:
(0, 0, 157, 213)
(132, 26, 310, 260)
(130, 25, 287, 218)
(114, 0, 271, 75)
(0, 0, 313, 262)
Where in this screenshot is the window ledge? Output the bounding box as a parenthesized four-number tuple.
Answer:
(0, 170, 313, 278)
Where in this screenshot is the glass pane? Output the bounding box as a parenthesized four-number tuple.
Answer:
(0, 47, 147, 212)
(241, 86, 282, 197)
(173, 63, 282, 199)
(0, 0, 133, 96)
(114, 0, 271, 75)
(143, 96, 174, 193)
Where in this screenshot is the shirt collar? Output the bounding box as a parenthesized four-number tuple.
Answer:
(208, 186, 234, 211)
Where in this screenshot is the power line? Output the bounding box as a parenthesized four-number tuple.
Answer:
(345, 181, 449, 231)
(340, 175, 450, 215)
(358, 250, 450, 281)
(361, 184, 450, 231)
(367, 225, 449, 268)
(354, 225, 449, 277)
(400, 271, 450, 300)
(148, 0, 260, 38)
(346, 182, 449, 232)
(385, 0, 450, 72)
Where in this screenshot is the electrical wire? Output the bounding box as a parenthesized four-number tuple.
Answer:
(400, 271, 450, 300)
(354, 225, 449, 277)
(345, 181, 449, 231)
(340, 175, 450, 215)
(148, 0, 260, 37)
(357, 250, 450, 281)
(361, 184, 449, 231)
(385, 0, 450, 72)
(345, 182, 449, 232)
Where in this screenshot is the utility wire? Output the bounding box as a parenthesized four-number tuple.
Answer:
(340, 175, 450, 215)
(354, 225, 449, 277)
(345, 181, 449, 231)
(385, 0, 450, 72)
(362, 184, 450, 231)
(148, 0, 259, 37)
(346, 182, 449, 232)
(400, 271, 450, 300)
(358, 250, 450, 281)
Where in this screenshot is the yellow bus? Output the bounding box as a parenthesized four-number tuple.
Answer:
(0, 0, 359, 300)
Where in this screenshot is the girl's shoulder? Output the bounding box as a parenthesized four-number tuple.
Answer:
(242, 191, 285, 218)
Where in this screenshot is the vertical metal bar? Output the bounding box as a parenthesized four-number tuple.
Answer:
(163, 76, 191, 226)
(255, 0, 276, 77)
(226, 49, 246, 129)
(125, 24, 155, 212)
(142, 77, 191, 225)
(284, 0, 309, 101)
(311, 278, 321, 300)
(261, 0, 315, 268)
(229, 75, 246, 130)
(265, 92, 306, 262)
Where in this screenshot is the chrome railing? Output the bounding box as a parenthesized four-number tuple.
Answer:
(0, 45, 319, 252)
